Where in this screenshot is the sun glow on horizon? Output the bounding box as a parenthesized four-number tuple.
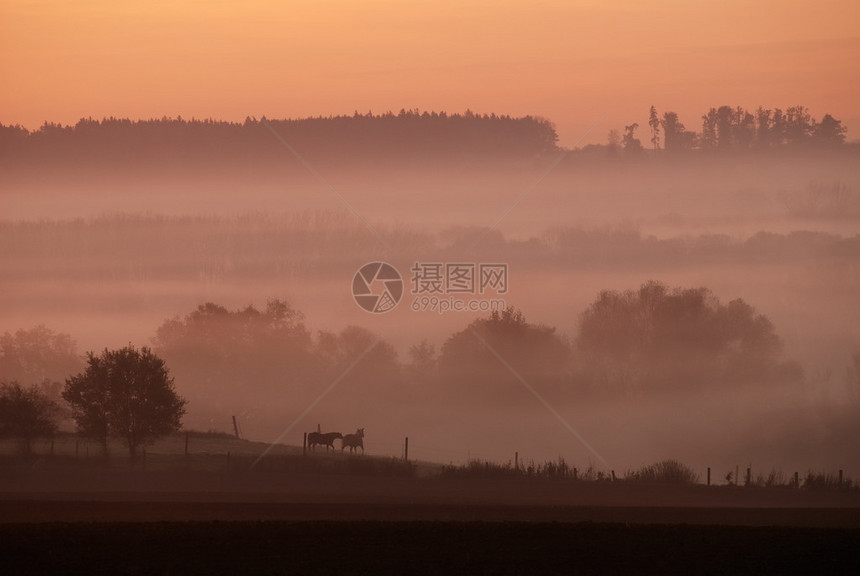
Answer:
(2, 0, 858, 141)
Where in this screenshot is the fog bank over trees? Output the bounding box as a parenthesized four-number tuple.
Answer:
(2, 108, 858, 470)
(4, 283, 858, 471)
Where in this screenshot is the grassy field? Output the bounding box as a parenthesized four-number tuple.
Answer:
(2, 433, 858, 513)
(2, 433, 860, 573)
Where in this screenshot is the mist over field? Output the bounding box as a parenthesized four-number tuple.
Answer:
(2, 114, 859, 476)
(5, 3, 860, 573)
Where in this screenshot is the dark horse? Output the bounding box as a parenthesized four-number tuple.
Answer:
(307, 431, 342, 452)
(342, 428, 364, 454)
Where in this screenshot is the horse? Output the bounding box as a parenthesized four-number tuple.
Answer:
(307, 431, 342, 452)
(342, 428, 364, 454)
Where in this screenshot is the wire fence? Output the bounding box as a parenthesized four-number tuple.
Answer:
(1, 435, 856, 491)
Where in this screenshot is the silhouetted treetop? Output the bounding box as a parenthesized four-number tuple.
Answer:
(609, 104, 849, 156)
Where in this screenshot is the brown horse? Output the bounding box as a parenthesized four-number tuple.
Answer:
(308, 431, 342, 451)
(342, 428, 364, 454)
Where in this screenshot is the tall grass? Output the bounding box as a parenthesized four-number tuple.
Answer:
(624, 459, 699, 485)
(803, 471, 854, 491)
(440, 458, 608, 481)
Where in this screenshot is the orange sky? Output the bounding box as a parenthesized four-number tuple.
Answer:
(2, 0, 859, 143)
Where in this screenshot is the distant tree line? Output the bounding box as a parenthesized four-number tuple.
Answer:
(1, 106, 850, 169)
(610, 105, 848, 155)
(4, 216, 858, 286)
(0, 110, 558, 166)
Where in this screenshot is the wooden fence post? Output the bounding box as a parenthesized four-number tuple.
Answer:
(707, 467, 711, 486)
(404, 437, 409, 462)
(839, 469, 844, 487)
(514, 451, 518, 471)
(303, 432, 307, 457)
(794, 471, 799, 488)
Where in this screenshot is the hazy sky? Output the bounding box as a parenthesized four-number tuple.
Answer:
(2, 0, 859, 142)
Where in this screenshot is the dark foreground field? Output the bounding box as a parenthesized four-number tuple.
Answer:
(3, 458, 860, 574)
(2, 520, 859, 575)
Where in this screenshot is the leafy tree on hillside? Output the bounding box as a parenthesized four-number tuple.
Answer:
(0, 381, 61, 455)
(154, 299, 400, 425)
(576, 281, 797, 395)
(438, 307, 570, 401)
(63, 346, 186, 462)
(314, 325, 400, 392)
(0, 326, 82, 387)
(153, 299, 315, 399)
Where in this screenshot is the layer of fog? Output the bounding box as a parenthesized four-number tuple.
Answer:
(2, 152, 859, 475)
